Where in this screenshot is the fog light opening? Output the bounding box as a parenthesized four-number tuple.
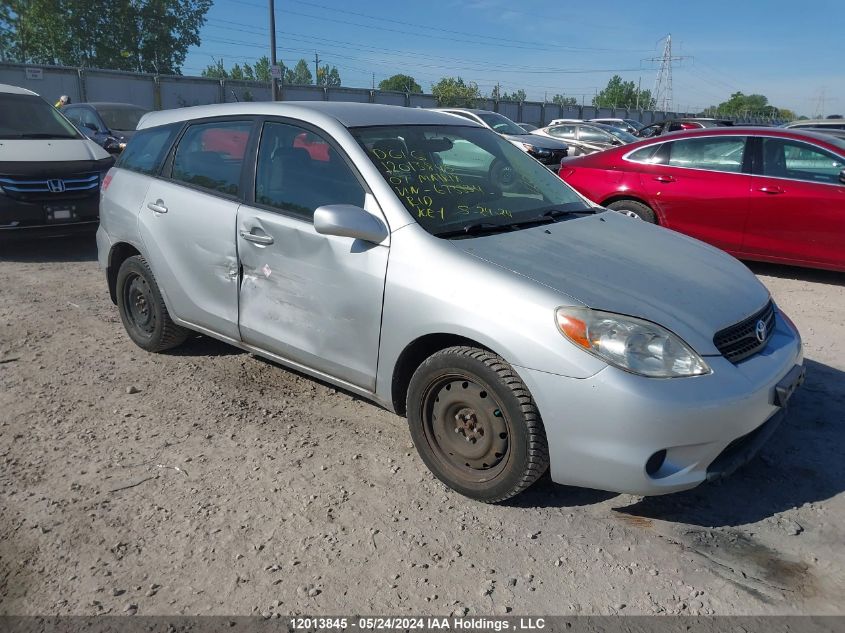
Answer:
(646, 449, 667, 476)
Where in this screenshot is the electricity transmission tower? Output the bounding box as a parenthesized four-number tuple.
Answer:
(644, 35, 689, 112)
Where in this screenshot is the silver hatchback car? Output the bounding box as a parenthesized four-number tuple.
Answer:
(97, 102, 804, 503)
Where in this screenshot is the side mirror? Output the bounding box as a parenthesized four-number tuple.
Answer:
(314, 204, 388, 244)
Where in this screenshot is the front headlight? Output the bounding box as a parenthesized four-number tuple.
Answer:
(521, 142, 550, 156)
(555, 307, 710, 378)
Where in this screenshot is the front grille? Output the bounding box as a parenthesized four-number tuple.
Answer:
(714, 301, 776, 363)
(0, 172, 99, 201)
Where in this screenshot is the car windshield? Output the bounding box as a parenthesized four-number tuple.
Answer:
(96, 105, 148, 131)
(352, 124, 591, 238)
(0, 93, 80, 139)
(475, 112, 527, 136)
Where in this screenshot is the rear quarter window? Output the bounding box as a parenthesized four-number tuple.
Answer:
(117, 124, 180, 175)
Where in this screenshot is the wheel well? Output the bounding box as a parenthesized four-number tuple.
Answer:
(391, 334, 489, 415)
(107, 242, 141, 304)
(600, 195, 660, 224)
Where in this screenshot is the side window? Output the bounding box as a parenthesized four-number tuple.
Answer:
(79, 108, 100, 130)
(762, 138, 845, 184)
(117, 124, 180, 175)
(255, 121, 365, 220)
(63, 107, 82, 126)
(667, 137, 746, 173)
(578, 126, 612, 143)
(627, 144, 665, 164)
(548, 125, 576, 139)
(171, 121, 252, 195)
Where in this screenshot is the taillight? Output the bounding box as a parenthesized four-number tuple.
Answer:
(101, 171, 113, 191)
(679, 122, 698, 130)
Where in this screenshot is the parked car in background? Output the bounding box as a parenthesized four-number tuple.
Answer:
(783, 119, 845, 131)
(558, 127, 845, 272)
(547, 118, 584, 126)
(517, 122, 538, 132)
(637, 118, 734, 138)
(533, 121, 638, 156)
(61, 102, 149, 153)
(0, 84, 113, 238)
(590, 118, 644, 134)
(436, 108, 568, 167)
(99, 102, 804, 503)
(800, 128, 845, 142)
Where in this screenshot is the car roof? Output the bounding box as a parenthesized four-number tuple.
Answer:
(785, 119, 844, 127)
(629, 125, 845, 150)
(0, 83, 39, 96)
(139, 102, 479, 130)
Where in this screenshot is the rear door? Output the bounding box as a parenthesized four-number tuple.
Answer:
(138, 118, 255, 340)
(236, 119, 389, 390)
(743, 136, 845, 268)
(636, 135, 752, 252)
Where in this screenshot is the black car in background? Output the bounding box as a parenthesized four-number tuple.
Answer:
(637, 118, 734, 138)
(61, 102, 149, 153)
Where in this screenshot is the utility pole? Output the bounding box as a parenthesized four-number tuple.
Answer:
(314, 52, 320, 86)
(269, 0, 278, 101)
(635, 76, 641, 110)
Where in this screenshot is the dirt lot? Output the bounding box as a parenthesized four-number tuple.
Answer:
(1, 235, 844, 617)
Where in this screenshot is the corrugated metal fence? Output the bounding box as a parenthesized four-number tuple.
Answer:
(0, 62, 780, 126)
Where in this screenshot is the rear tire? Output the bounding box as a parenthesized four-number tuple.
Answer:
(407, 346, 549, 503)
(607, 199, 656, 223)
(116, 255, 188, 352)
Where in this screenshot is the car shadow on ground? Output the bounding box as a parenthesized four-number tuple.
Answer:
(607, 358, 845, 527)
(747, 261, 844, 286)
(168, 334, 246, 357)
(0, 234, 98, 263)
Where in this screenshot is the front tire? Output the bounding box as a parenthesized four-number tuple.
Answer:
(407, 346, 549, 503)
(606, 199, 656, 223)
(116, 255, 188, 352)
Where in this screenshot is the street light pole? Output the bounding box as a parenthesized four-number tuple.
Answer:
(269, 0, 278, 101)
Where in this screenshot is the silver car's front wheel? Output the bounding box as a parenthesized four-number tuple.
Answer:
(407, 346, 549, 503)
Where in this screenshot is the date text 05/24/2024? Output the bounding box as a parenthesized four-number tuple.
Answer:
(289, 617, 547, 631)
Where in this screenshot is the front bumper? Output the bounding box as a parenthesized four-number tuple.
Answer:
(516, 311, 803, 496)
(0, 192, 99, 238)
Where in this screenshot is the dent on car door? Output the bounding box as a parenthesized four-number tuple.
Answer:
(636, 136, 752, 252)
(743, 137, 845, 268)
(138, 119, 254, 340)
(236, 121, 389, 390)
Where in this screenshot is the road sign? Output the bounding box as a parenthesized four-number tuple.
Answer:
(270, 65, 282, 80)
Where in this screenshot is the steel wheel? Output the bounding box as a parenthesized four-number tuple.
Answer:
(123, 272, 156, 337)
(422, 375, 511, 481)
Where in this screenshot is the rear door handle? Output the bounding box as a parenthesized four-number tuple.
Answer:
(239, 230, 274, 245)
(757, 186, 785, 195)
(147, 200, 167, 214)
(653, 175, 676, 183)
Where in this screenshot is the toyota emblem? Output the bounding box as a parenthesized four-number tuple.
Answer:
(755, 319, 767, 343)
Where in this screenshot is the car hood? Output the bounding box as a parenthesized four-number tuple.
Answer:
(451, 211, 770, 356)
(0, 138, 110, 162)
(502, 133, 569, 150)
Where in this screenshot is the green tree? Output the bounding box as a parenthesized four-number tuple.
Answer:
(704, 92, 785, 118)
(201, 58, 228, 79)
(501, 88, 527, 102)
(253, 56, 271, 82)
(593, 75, 655, 109)
(378, 74, 422, 93)
(431, 77, 481, 107)
(285, 58, 313, 85)
(551, 94, 577, 107)
(1, 0, 211, 74)
(316, 64, 341, 87)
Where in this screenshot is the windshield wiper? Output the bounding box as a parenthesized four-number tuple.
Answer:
(435, 222, 517, 239)
(539, 205, 594, 220)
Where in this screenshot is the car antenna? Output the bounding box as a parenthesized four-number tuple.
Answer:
(230, 89, 239, 103)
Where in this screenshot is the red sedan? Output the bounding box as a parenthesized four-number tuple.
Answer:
(559, 127, 845, 272)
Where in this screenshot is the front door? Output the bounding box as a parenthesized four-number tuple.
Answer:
(637, 135, 751, 252)
(138, 119, 254, 340)
(237, 120, 389, 390)
(743, 136, 845, 268)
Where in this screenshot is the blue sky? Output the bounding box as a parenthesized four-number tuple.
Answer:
(183, 0, 844, 116)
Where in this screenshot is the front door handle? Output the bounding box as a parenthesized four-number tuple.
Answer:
(147, 200, 167, 214)
(757, 186, 785, 195)
(239, 230, 274, 245)
(653, 175, 676, 183)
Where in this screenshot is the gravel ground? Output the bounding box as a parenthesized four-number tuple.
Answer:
(1, 235, 843, 617)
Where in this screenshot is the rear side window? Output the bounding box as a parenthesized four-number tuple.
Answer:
(118, 124, 180, 175)
(171, 121, 252, 195)
(762, 138, 845, 184)
(547, 125, 576, 139)
(626, 144, 664, 164)
(578, 126, 612, 143)
(666, 137, 746, 173)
